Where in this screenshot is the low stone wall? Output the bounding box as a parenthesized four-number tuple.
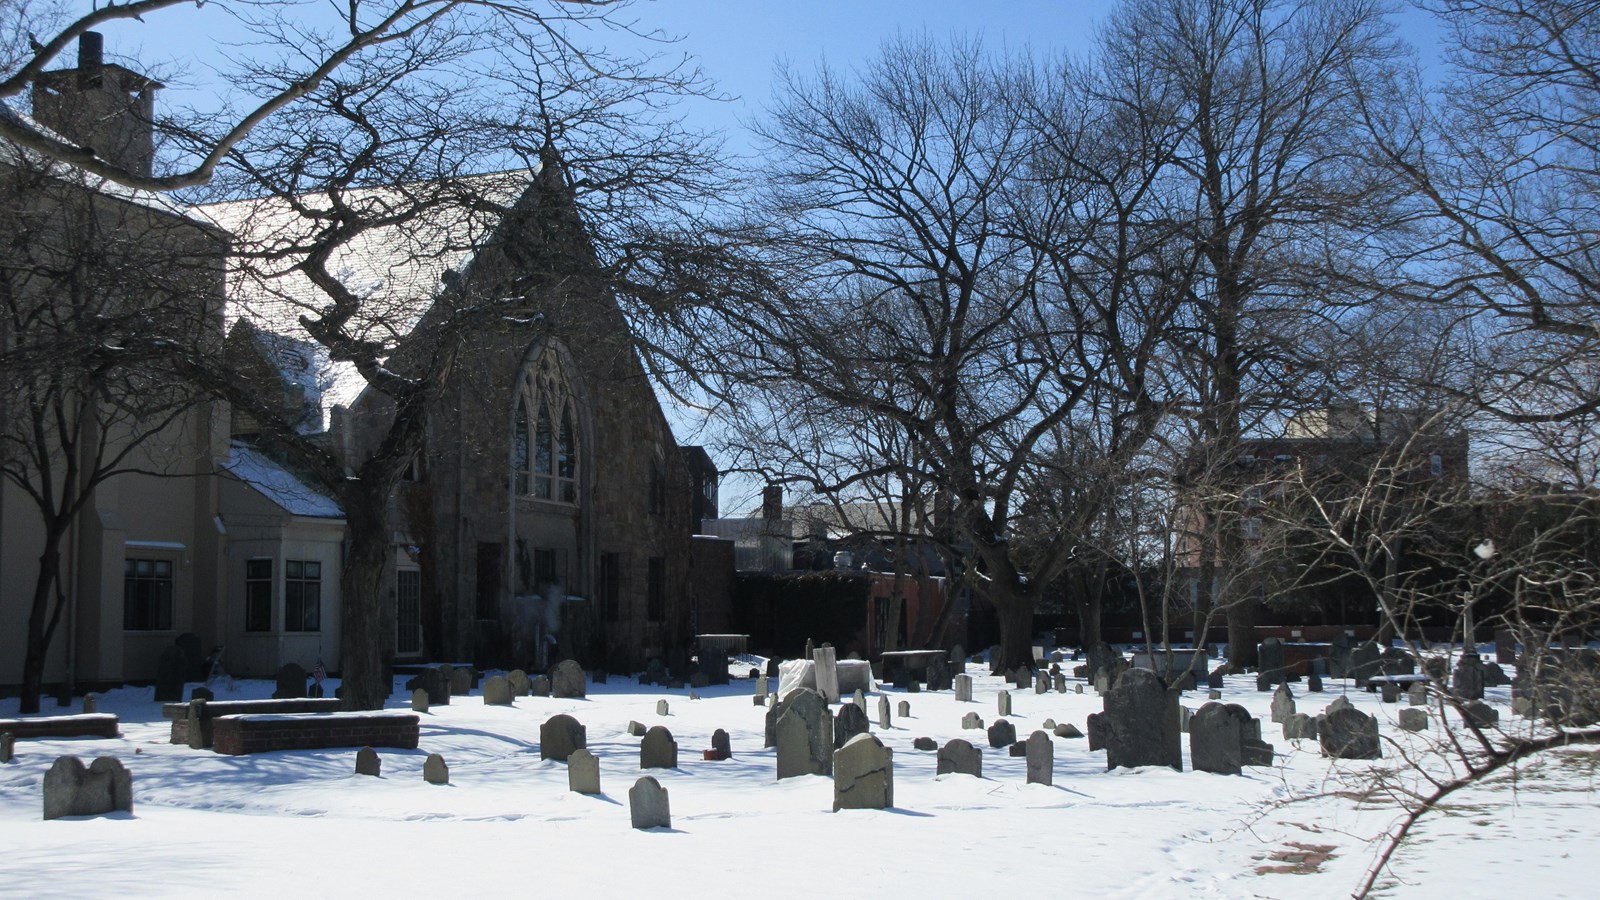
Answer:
(163, 699, 344, 745)
(210, 713, 419, 756)
(0, 714, 119, 740)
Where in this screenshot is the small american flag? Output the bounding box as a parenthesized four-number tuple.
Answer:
(312, 660, 327, 684)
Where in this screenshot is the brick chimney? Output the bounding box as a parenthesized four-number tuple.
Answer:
(31, 32, 161, 177)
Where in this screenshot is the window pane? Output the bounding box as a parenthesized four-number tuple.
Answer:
(287, 560, 302, 579)
(558, 406, 575, 480)
(535, 403, 553, 476)
(246, 558, 272, 580)
(304, 561, 320, 579)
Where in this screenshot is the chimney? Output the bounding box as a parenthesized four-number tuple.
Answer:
(31, 32, 161, 177)
(762, 485, 784, 522)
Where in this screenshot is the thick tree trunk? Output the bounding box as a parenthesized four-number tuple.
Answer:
(1225, 591, 1258, 670)
(20, 540, 65, 714)
(993, 592, 1035, 672)
(339, 497, 392, 710)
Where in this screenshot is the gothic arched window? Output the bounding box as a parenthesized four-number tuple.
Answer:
(514, 349, 579, 504)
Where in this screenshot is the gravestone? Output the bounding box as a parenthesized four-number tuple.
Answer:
(1307, 672, 1324, 693)
(423, 753, 449, 784)
(42, 756, 132, 820)
(936, 738, 983, 777)
(950, 644, 965, 666)
(1025, 731, 1054, 785)
(986, 718, 1017, 749)
(155, 644, 188, 702)
(1407, 684, 1427, 706)
(699, 647, 730, 686)
(1258, 638, 1286, 687)
(568, 748, 601, 794)
(1178, 705, 1193, 733)
(508, 669, 531, 697)
(833, 733, 893, 811)
(1319, 706, 1381, 760)
(530, 675, 551, 697)
(1494, 629, 1517, 665)
(997, 690, 1012, 717)
(272, 662, 307, 700)
(482, 675, 514, 706)
(539, 714, 587, 762)
(1349, 641, 1382, 684)
(447, 665, 473, 696)
(1380, 681, 1401, 704)
(411, 689, 429, 713)
(1270, 683, 1296, 724)
(1054, 722, 1084, 739)
(1190, 703, 1274, 775)
(1084, 642, 1122, 684)
(987, 645, 1004, 676)
(1075, 684, 1084, 695)
(1422, 656, 1449, 684)
(852, 688, 866, 709)
(834, 703, 871, 749)
(1482, 662, 1509, 687)
(640, 725, 678, 769)
(1399, 708, 1428, 732)
(813, 646, 841, 703)
(550, 660, 587, 699)
(1380, 647, 1416, 677)
(756, 675, 769, 701)
(629, 776, 671, 829)
(926, 656, 952, 692)
(711, 728, 732, 759)
(1035, 674, 1049, 695)
(1326, 695, 1354, 716)
(877, 696, 891, 730)
(657, 699, 670, 716)
(1053, 673, 1067, 693)
(1463, 700, 1498, 728)
(1207, 667, 1225, 690)
(897, 700, 911, 718)
(1013, 668, 1031, 690)
(407, 666, 451, 706)
(1282, 712, 1318, 741)
(1330, 633, 1353, 679)
(766, 657, 781, 679)
(1101, 668, 1183, 772)
(0, 732, 13, 763)
(627, 720, 647, 737)
(1453, 654, 1485, 702)
(355, 746, 381, 776)
(81, 695, 97, 715)
(774, 688, 833, 778)
(765, 687, 827, 748)
(913, 736, 937, 751)
(1095, 671, 1110, 695)
(961, 712, 983, 730)
(954, 674, 974, 702)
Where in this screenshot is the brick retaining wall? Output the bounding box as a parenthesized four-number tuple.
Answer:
(0, 714, 119, 740)
(210, 713, 419, 755)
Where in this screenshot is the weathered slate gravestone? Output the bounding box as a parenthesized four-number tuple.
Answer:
(406, 666, 451, 706)
(629, 776, 671, 829)
(1054, 722, 1084, 739)
(775, 688, 833, 778)
(42, 756, 132, 820)
(1207, 667, 1225, 690)
(1282, 713, 1318, 741)
(1270, 683, 1296, 725)
(936, 738, 983, 777)
(1025, 731, 1054, 785)
(1258, 638, 1287, 688)
(1085, 642, 1122, 684)
(1380, 647, 1417, 677)
(355, 746, 381, 776)
(550, 660, 587, 699)
(1053, 673, 1068, 693)
(834, 703, 871, 749)
(1326, 694, 1354, 716)
(1013, 668, 1032, 690)
(954, 674, 974, 702)
(1453, 654, 1486, 702)
(711, 728, 732, 759)
(877, 696, 891, 730)
(154, 644, 188, 702)
(1307, 672, 1323, 693)
(1380, 681, 1400, 704)
(765, 686, 826, 747)
(482, 675, 515, 706)
(640, 725, 678, 769)
(1075, 684, 1085, 695)
(1483, 663, 1510, 687)
(1319, 706, 1381, 760)
(1407, 684, 1428, 706)
(1421, 656, 1449, 684)
(627, 720, 647, 737)
(508, 669, 531, 697)
(567, 748, 601, 794)
(1399, 708, 1428, 732)
(539, 714, 587, 762)
(1494, 629, 1517, 665)
(1101, 668, 1183, 772)
(926, 656, 952, 692)
(756, 674, 769, 701)
(961, 712, 984, 730)
(1463, 700, 1499, 728)
(897, 700, 911, 718)
(1190, 703, 1274, 775)
(1086, 711, 1106, 751)
(1035, 674, 1049, 695)
(1349, 641, 1383, 684)
(0, 732, 13, 763)
(411, 689, 429, 713)
(852, 688, 866, 709)
(530, 675, 551, 697)
(1330, 633, 1353, 678)
(813, 646, 841, 703)
(272, 662, 307, 700)
(911, 736, 936, 751)
(448, 665, 474, 696)
(987, 718, 1017, 749)
(833, 733, 893, 811)
(423, 753, 449, 784)
(81, 694, 97, 715)
(997, 690, 1012, 717)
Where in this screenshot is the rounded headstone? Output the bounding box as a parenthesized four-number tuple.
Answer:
(355, 746, 381, 776)
(423, 753, 449, 784)
(550, 660, 587, 699)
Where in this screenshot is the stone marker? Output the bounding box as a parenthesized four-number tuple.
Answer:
(1190, 703, 1274, 775)
(406, 666, 451, 706)
(1035, 674, 1049, 695)
(568, 748, 601, 794)
(81, 694, 97, 715)
(936, 738, 982, 777)
(423, 753, 449, 784)
(656, 699, 670, 716)
(756, 674, 769, 701)
(0, 732, 12, 762)
(272, 661, 307, 700)
(411, 689, 429, 713)
(627, 720, 647, 737)
(1101, 668, 1183, 772)
(711, 728, 732, 759)
(539, 713, 588, 762)
(1463, 700, 1499, 728)
(1271, 683, 1296, 724)
(1307, 672, 1324, 693)
(997, 690, 1012, 717)
(1326, 695, 1354, 716)
(629, 776, 671, 829)
(775, 688, 833, 778)
(43, 755, 132, 820)
(1054, 722, 1084, 739)
(1494, 629, 1517, 665)
(852, 688, 866, 708)
(834, 703, 871, 749)
(1380, 647, 1416, 677)
(833, 733, 893, 811)
(897, 700, 911, 718)
(508, 669, 531, 696)
(1319, 706, 1381, 760)
(550, 660, 587, 699)
(1094, 670, 1111, 695)
(1282, 712, 1318, 741)
(813, 646, 841, 703)
(1208, 689, 1223, 701)
(154, 645, 188, 702)
(1258, 638, 1286, 688)
(1178, 705, 1194, 734)
(640, 725, 678, 769)
(877, 695, 892, 730)
(1207, 667, 1225, 690)
(447, 665, 474, 696)
(954, 674, 974, 702)
(1053, 673, 1067, 693)
(961, 712, 984, 730)
(1407, 684, 1428, 706)
(1380, 681, 1401, 704)
(355, 746, 381, 776)
(1025, 730, 1054, 785)
(1008, 742, 1028, 758)
(482, 675, 514, 706)
(1075, 684, 1084, 695)
(912, 736, 937, 751)
(987, 718, 1017, 749)
(1453, 654, 1486, 702)
(530, 675, 551, 697)
(1350, 641, 1383, 684)
(1483, 663, 1510, 687)
(1399, 708, 1428, 732)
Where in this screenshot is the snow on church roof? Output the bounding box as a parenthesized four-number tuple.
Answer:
(223, 443, 344, 519)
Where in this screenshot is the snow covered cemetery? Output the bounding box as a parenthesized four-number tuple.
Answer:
(3, 640, 1597, 899)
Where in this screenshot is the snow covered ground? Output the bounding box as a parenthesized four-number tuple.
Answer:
(2, 655, 1595, 898)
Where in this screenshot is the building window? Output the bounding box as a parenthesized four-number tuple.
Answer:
(600, 553, 621, 621)
(284, 560, 321, 632)
(245, 558, 272, 632)
(396, 569, 422, 655)
(514, 350, 578, 504)
(123, 558, 174, 631)
(1430, 453, 1443, 478)
(647, 556, 665, 622)
(533, 547, 560, 591)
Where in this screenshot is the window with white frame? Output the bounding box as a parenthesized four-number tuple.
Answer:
(284, 560, 321, 632)
(245, 558, 272, 632)
(512, 349, 578, 503)
(123, 558, 174, 631)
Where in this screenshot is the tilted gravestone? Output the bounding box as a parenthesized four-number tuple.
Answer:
(986, 718, 1017, 749)
(1319, 706, 1381, 760)
(272, 662, 307, 700)
(1190, 703, 1273, 775)
(1025, 731, 1054, 785)
(954, 674, 974, 702)
(1453, 654, 1486, 702)
(482, 675, 514, 706)
(766, 687, 826, 748)
(936, 738, 983, 777)
(568, 748, 601, 794)
(833, 733, 893, 811)
(1270, 683, 1296, 725)
(43, 755, 132, 820)
(1399, 708, 1428, 732)
(774, 688, 832, 778)
(1054, 722, 1084, 739)
(1100, 668, 1183, 772)
(629, 776, 671, 829)
(508, 669, 531, 697)
(877, 696, 891, 730)
(640, 725, 678, 769)
(1257, 638, 1287, 688)
(1483, 663, 1510, 688)
(961, 712, 983, 730)
(997, 690, 1012, 717)
(154, 644, 188, 703)
(627, 720, 647, 737)
(834, 703, 871, 749)
(657, 699, 670, 717)
(355, 746, 381, 776)
(813, 646, 841, 703)
(1463, 700, 1499, 728)
(406, 666, 450, 706)
(423, 753, 449, 784)
(550, 660, 587, 699)
(912, 736, 937, 751)
(539, 714, 587, 762)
